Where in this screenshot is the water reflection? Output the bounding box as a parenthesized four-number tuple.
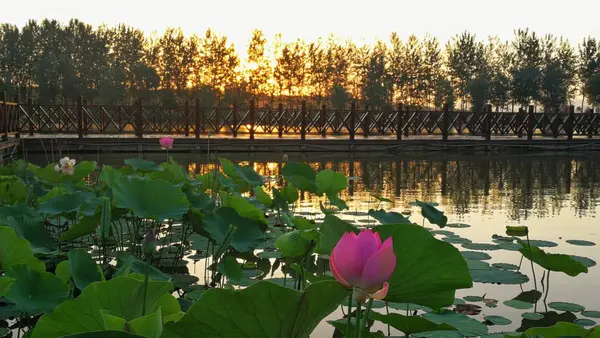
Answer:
(27, 152, 600, 220)
(179, 154, 599, 220)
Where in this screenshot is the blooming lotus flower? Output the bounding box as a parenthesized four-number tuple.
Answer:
(57, 157, 76, 175)
(330, 229, 396, 303)
(159, 137, 173, 149)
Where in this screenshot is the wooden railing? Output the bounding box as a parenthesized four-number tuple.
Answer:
(1, 99, 20, 141)
(10, 98, 600, 140)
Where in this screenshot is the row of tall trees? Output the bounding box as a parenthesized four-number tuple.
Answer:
(1, 19, 599, 111)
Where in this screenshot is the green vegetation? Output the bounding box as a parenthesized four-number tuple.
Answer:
(0, 157, 598, 337)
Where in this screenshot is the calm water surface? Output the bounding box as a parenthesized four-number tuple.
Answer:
(25, 151, 600, 336)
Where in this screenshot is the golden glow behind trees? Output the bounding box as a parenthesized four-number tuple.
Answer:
(0, 18, 598, 110)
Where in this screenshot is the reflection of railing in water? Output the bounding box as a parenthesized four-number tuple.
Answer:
(186, 157, 600, 220)
(11, 99, 600, 140)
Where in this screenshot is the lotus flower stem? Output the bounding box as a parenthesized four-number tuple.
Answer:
(142, 256, 150, 316)
(359, 298, 374, 338)
(346, 297, 353, 337)
(354, 301, 362, 338)
(525, 234, 538, 294)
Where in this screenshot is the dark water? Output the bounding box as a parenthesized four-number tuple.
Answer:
(22, 151, 600, 335)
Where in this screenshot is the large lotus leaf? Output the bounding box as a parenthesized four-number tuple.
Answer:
(162, 280, 348, 338)
(184, 189, 214, 212)
(39, 191, 95, 217)
(221, 194, 267, 224)
(522, 322, 588, 337)
(275, 230, 312, 258)
(369, 312, 457, 335)
(0, 226, 45, 271)
(423, 311, 488, 337)
(415, 200, 448, 228)
(0, 276, 14, 296)
(31, 277, 180, 338)
(0, 175, 27, 203)
(368, 209, 411, 224)
(316, 169, 347, 196)
(517, 239, 588, 276)
(150, 160, 192, 185)
(282, 162, 318, 193)
(67, 249, 103, 291)
(60, 214, 100, 241)
(4, 264, 70, 314)
(0, 205, 56, 253)
(64, 331, 145, 338)
(375, 223, 472, 309)
(200, 207, 266, 253)
(517, 311, 577, 332)
(114, 253, 171, 281)
(124, 158, 163, 172)
(315, 215, 358, 255)
(111, 175, 189, 222)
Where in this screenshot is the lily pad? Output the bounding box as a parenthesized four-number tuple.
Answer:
(431, 230, 456, 236)
(575, 318, 596, 326)
(467, 260, 491, 270)
(570, 255, 596, 268)
(497, 242, 522, 251)
(368, 209, 411, 224)
(522, 312, 544, 320)
(461, 251, 491, 261)
(446, 223, 471, 228)
(484, 315, 512, 326)
(491, 263, 520, 271)
(581, 311, 600, 318)
(387, 303, 432, 312)
(548, 301, 585, 312)
(463, 295, 484, 302)
(423, 311, 488, 337)
(461, 243, 499, 251)
(566, 239, 596, 247)
(443, 237, 472, 245)
(503, 300, 534, 309)
(453, 298, 466, 305)
(470, 268, 529, 285)
(527, 239, 558, 248)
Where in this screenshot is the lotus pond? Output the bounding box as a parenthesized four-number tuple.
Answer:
(1, 152, 599, 337)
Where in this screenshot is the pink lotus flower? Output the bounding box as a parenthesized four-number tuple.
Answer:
(159, 137, 173, 149)
(330, 229, 396, 303)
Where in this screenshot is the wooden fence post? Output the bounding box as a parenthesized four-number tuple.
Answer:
(567, 105, 575, 140)
(195, 98, 201, 139)
(404, 104, 409, 137)
(442, 103, 449, 141)
(517, 108, 524, 137)
(184, 101, 190, 137)
(486, 104, 493, 141)
(28, 98, 34, 136)
(77, 96, 83, 139)
(363, 104, 370, 138)
(278, 103, 284, 138)
(321, 104, 327, 137)
(397, 103, 403, 140)
(1, 91, 7, 141)
(349, 101, 356, 140)
(527, 105, 534, 141)
(14, 94, 20, 139)
(232, 102, 238, 138)
(588, 108, 594, 139)
(300, 101, 307, 140)
(136, 98, 143, 139)
(249, 99, 255, 140)
(83, 98, 88, 135)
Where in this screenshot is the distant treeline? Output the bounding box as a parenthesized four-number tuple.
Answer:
(0, 19, 599, 111)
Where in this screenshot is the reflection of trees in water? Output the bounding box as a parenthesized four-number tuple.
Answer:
(187, 156, 600, 220)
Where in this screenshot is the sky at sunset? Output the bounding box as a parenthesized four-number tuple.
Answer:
(2, 0, 599, 56)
